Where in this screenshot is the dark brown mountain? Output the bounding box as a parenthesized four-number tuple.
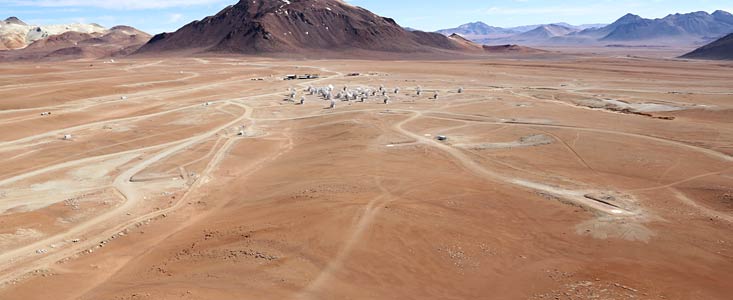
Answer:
(4, 17, 26, 26)
(136, 0, 483, 56)
(680, 33, 733, 60)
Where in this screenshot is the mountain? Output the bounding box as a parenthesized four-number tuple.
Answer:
(436, 22, 518, 39)
(473, 24, 583, 46)
(600, 18, 681, 41)
(137, 0, 481, 57)
(680, 33, 733, 60)
(507, 24, 550, 33)
(572, 13, 645, 39)
(24, 31, 99, 50)
(514, 24, 577, 41)
(0, 25, 151, 61)
(4, 17, 26, 26)
(437, 10, 733, 47)
(556, 23, 607, 31)
(0, 17, 106, 50)
(713, 10, 733, 24)
(435, 21, 613, 46)
(508, 23, 606, 33)
(581, 11, 733, 44)
(445, 33, 485, 52)
(435, 22, 607, 41)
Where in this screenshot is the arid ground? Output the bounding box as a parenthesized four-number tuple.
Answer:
(0, 54, 731, 299)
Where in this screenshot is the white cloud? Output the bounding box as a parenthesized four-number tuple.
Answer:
(8, 0, 228, 10)
(168, 13, 183, 23)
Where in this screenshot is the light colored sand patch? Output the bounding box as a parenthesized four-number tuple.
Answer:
(102, 124, 136, 133)
(512, 179, 585, 198)
(602, 99, 684, 113)
(512, 179, 642, 218)
(69, 154, 138, 180)
(0, 228, 44, 247)
(29, 180, 71, 193)
(455, 134, 554, 150)
(238, 126, 266, 138)
(0, 154, 138, 213)
(514, 179, 651, 241)
(167, 110, 227, 125)
(576, 217, 654, 242)
(1, 186, 102, 214)
(499, 118, 556, 124)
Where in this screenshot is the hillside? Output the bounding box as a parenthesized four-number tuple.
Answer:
(0, 25, 151, 61)
(680, 33, 733, 60)
(0, 17, 106, 50)
(584, 10, 733, 44)
(438, 10, 733, 47)
(514, 24, 576, 41)
(136, 0, 482, 56)
(436, 22, 518, 39)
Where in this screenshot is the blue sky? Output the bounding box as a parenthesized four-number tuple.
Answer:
(3, 0, 732, 34)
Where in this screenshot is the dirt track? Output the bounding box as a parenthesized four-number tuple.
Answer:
(0, 56, 731, 299)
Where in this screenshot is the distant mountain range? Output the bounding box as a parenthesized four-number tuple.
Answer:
(436, 22, 520, 39)
(437, 10, 733, 47)
(0, 17, 107, 50)
(511, 22, 608, 33)
(435, 21, 606, 40)
(0, 17, 151, 60)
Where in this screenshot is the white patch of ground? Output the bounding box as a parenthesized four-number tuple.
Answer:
(0, 154, 138, 214)
(0, 228, 44, 251)
(69, 154, 137, 180)
(602, 99, 684, 113)
(102, 124, 135, 133)
(167, 110, 227, 125)
(576, 217, 654, 242)
(455, 134, 554, 150)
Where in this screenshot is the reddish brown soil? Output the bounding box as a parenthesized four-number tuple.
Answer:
(0, 54, 731, 300)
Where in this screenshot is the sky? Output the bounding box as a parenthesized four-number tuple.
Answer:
(2, 0, 732, 34)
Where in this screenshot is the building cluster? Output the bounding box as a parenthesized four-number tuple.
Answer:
(284, 74, 320, 80)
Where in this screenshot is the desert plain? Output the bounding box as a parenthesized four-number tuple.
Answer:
(0, 53, 732, 300)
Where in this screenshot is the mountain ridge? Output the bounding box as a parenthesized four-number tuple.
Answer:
(437, 10, 733, 46)
(0, 17, 108, 50)
(0, 24, 151, 61)
(136, 0, 494, 57)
